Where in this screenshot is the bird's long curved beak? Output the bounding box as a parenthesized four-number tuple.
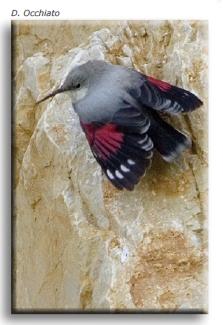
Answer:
(36, 87, 65, 104)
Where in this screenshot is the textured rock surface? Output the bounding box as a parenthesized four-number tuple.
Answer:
(13, 21, 208, 312)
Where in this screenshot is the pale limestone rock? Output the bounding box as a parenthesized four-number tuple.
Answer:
(13, 21, 208, 312)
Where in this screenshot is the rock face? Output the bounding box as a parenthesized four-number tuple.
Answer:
(13, 21, 208, 312)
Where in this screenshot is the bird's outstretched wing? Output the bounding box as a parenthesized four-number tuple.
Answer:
(80, 106, 153, 190)
(133, 74, 203, 114)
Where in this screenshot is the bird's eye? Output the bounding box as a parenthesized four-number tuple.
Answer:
(76, 83, 81, 89)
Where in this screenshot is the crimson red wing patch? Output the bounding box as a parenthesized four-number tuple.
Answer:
(82, 123, 123, 160)
(80, 121, 154, 190)
(148, 76, 172, 92)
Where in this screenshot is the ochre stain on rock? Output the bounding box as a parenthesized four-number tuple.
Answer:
(80, 277, 93, 309)
(150, 167, 193, 197)
(130, 230, 205, 310)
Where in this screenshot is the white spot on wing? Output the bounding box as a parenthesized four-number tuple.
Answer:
(120, 164, 130, 172)
(127, 159, 135, 165)
(115, 170, 124, 179)
(107, 169, 114, 180)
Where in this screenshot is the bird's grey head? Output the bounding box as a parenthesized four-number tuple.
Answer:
(36, 60, 107, 105)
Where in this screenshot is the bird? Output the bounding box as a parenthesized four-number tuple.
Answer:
(37, 60, 203, 191)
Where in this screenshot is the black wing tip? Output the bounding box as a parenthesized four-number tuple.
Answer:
(171, 86, 203, 112)
(104, 172, 135, 191)
(103, 157, 151, 191)
(104, 169, 139, 191)
(186, 92, 203, 111)
(106, 177, 137, 191)
(195, 97, 203, 109)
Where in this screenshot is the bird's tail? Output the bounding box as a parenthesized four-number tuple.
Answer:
(148, 111, 191, 162)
